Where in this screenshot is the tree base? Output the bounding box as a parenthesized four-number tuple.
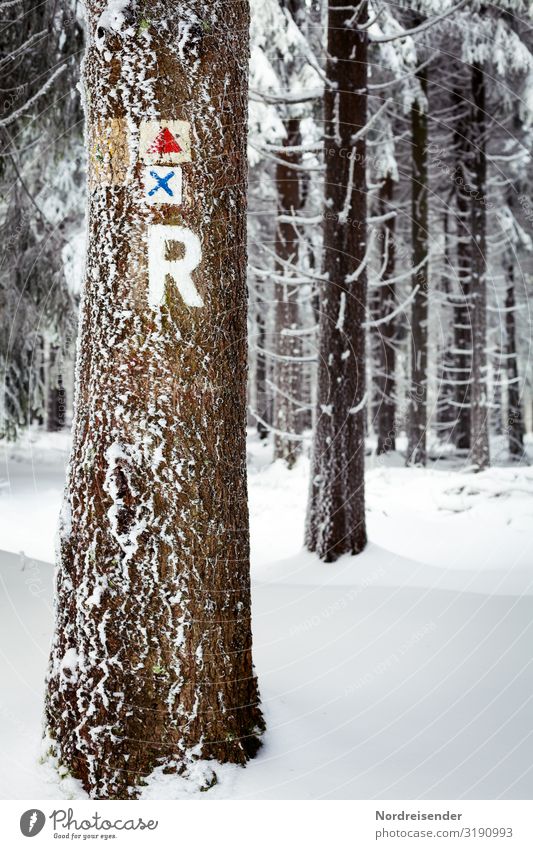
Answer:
(43, 717, 265, 800)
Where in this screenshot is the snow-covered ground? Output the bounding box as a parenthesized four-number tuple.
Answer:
(0, 431, 532, 799)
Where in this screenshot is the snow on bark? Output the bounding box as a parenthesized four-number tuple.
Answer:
(305, 0, 368, 562)
(45, 0, 263, 800)
(371, 174, 397, 456)
(469, 62, 490, 470)
(406, 62, 429, 468)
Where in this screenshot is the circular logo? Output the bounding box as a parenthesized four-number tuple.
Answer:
(20, 810, 46, 837)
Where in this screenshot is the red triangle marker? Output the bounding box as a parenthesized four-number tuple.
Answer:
(147, 127, 182, 155)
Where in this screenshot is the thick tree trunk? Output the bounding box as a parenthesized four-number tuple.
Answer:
(45, 0, 263, 800)
(470, 63, 490, 469)
(451, 87, 473, 452)
(373, 174, 396, 455)
(305, 0, 368, 561)
(406, 66, 429, 466)
(273, 117, 305, 467)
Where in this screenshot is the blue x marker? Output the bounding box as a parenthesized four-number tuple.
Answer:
(148, 169, 176, 197)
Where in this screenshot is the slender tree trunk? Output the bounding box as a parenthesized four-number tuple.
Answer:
(273, 117, 305, 467)
(373, 174, 396, 454)
(47, 343, 67, 432)
(470, 63, 490, 469)
(406, 66, 429, 466)
(33, 336, 46, 427)
(305, 0, 368, 561)
(255, 297, 270, 439)
(45, 0, 263, 800)
(451, 87, 473, 452)
(300, 243, 318, 434)
(492, 351, 504, 435)
(436, 209, 456, 439)
(504, 253, 525, 457)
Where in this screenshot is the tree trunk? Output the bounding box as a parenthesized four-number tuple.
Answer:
(45, 0, 263, 800)
(504, 254, 525, 458)
(373, 174, 396, 455)
(273, 117, 305, 467)
(470, 63, 490, 469)
(406, 66, 429, 466)
(491, 352, 504, 436)
(47, 343, 67, 432)
(305, 0, 368, 561)
(436, 210, 456, 439)
(255, 296, 270, 439)
(451, 87, 473, 452)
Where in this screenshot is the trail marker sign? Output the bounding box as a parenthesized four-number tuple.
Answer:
(140, 120, 192, 165)
(148, 128, 182, 156)
(148, 224, 203, 309)
(89, 118, 130, 188)
(142, 166, 182, 205)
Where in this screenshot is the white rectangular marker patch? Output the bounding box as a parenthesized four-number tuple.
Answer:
(140, 120, 192, 165)
(148, 224, 203, 309)
(142, 165, 182, 205)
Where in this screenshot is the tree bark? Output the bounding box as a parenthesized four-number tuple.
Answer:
(255, 300, 270, 439)
(373, 174, 396, 455)
(436, 209, 456, 439)
(45, 0, 263, 800)
(451, 87, 473, 452)
(406, 66, 429, 466)
(470, 63, 490, 469)
(47, 343, 67, 432)
(305, 0, 368, 561)
(504, 252, 525, 458)
(273, 117, 306, 467)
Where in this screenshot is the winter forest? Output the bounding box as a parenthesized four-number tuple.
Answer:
(1, 0, 532, 804)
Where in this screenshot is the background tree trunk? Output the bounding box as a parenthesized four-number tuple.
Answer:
(406, 66, 429, 466)
(373, 174, 396, 455)
(46, 343, 67, 432)
(436, 210, 456, 440)
(504, 254, 525, 458)
(273, 117, 305, 467)
(451, 87, 473, 452)
(255, 302, 270, 439)
(470, 63, 490, 470)
(45, 0, 263, 800)
(305, 0, 368, 562)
